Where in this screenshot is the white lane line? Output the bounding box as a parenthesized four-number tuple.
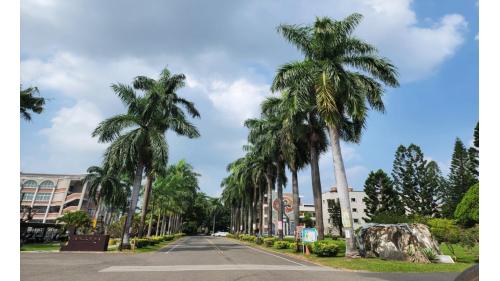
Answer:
(227, 238, 307, 267)
(164, 237, 189, 254)
(100, 264, 337, 272)
(244, 245, 306, 267)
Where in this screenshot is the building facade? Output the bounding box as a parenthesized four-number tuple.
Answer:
(20, 173, 96, 224)
(322, 187, 368, 236)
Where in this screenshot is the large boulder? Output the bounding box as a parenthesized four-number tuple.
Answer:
(355, 223, 441, 263)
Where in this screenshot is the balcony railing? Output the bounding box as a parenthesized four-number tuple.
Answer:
(62, 206, 78, 213)
(65, 192, 82, 203)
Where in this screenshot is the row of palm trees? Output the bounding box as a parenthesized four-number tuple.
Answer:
(84, 68, 201, 248)
(220, 14, 399, 257)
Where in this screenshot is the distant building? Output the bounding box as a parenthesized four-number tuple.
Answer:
(20, 173, 96, 224)
(260, 187, 368, 236)
(322, 187, 368, 236)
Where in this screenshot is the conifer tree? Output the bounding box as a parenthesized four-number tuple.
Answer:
(327, 198, 343, 237)
(392, 144, 427, 215)
(468, 122, 479, 179)
(442, 138, 476, 217)
(363, 169, 402, 221)
(421, 161, 444, 217)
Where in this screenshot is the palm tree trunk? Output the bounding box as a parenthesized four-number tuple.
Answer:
(259, 184, 264, 236)
(139, 175, 153, 237)
(251, 186, 257, 234)
(155, 210, 162, 236)
(309, 135, 325, 240)
(265, 172, 273, 237)
(147, 197, 155, 237)
(276, 159, 284, 239)
(122, 162, 144, 248)
(291, 166, 300, 237)
(328, 126, 356, 256)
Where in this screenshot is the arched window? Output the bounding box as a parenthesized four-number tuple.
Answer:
(23, 180, 38, 188)
(39, 180, 55, 189)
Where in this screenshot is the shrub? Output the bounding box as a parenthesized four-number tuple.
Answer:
(283, 237, 295, 243)
(370, 211, 409, 224)
(263, 238, 276, 247)
(312, 241, 339, 257)
(454, 183, 479, 227)
(226, 233, 236, 239)
(427, 218, 461, 259)
(108, 238, 120, 246)
(255, 237, 264, 245)
(288, 242, 298, 250)
(273, 241, 290, 249)
(421, 247, 437, 261)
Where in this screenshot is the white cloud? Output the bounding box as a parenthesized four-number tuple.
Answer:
(40, 100, 105, 153)
(207, 79, 270, 126)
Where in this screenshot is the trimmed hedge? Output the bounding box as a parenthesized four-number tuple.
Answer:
(312, 241, 339, 257)
(273, 241, 290, 249)
(263, 237, 276, 247)
(131, 234, 183, 249)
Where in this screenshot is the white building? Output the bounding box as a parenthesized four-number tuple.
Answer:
(322, 187, 368, 236)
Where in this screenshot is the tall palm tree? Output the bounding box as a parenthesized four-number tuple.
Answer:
(261, 92, 311, 236)
(83, 166, 124, 228)
(20, 86, 45, 121)
(132, 69, 200, 237)
(245, 112, 288, 239)
(272, 14, 399, 256)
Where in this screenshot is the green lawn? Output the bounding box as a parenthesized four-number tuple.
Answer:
(21, 242, 60, 252)
(234, 238, 478, 273)
(21, 237, 181, 253)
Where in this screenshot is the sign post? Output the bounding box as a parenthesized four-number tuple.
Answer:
(301, 228, 318, 256)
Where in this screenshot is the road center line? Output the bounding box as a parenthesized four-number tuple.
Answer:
(206, 238, 223, 254)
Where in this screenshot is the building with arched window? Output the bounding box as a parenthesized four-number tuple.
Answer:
(20, 173, 97, 224)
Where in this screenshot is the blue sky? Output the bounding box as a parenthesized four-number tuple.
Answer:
(20, 0, 478, 203)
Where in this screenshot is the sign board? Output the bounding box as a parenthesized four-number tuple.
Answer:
(295, 226, 304, 241)
(301, 228, 318, 243)
(277, 221, 283, 230)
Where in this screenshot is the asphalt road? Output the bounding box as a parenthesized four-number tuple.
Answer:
(21, 236, 460, 281)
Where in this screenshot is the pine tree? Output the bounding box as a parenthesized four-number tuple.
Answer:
(467, 122, 479, 179)
(363, 169, 402, 221)
(421, 161, 444, 217)
(392, 144, 427, 215)
(442, 138, 477, 217)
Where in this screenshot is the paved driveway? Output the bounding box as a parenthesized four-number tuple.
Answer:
(21, 236, 459, 281)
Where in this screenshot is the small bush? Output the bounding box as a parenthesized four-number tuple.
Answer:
(288, 242, 298, 250)
(283, 237, 295, 243)
(226, 233, 236, 239)
(255, 237, 264, 245)
(263, 238, 276, 247)
(108, 238, 120, 246)
(273, 241, 290, 249)
(421, 247, 437, 261)
(312, 241, 339, 257)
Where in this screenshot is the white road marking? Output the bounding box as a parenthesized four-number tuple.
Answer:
(243, 245, 307, 267)
(164, 237, 189, 254)
(227, 238, 308, 267)
(100, 264, 336, 272)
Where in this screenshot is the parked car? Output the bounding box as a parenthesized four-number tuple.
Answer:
(212, 231, 228, 237)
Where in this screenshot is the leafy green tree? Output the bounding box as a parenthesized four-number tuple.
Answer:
(363, 169, 402, 221)
(20, 86, 45, 121)
(301, 212, 314, 228)
(427, 218, 461, 259)
(442, 138, 477, 217)
(392, 144, 427, 215)
(454, 183, 479, 227)
(57, 211, 92, 234)
(327, 198, 343, 237)
(272, 14, 399, 255)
